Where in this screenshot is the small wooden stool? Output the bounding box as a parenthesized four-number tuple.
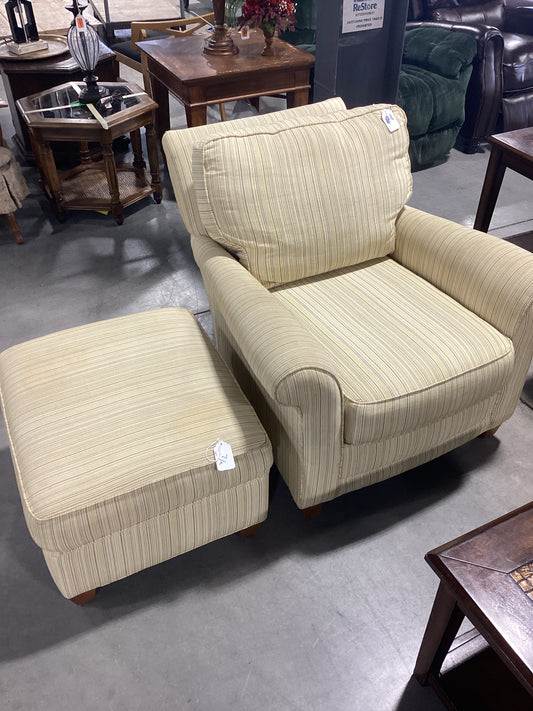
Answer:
(0, 130, 28, 244)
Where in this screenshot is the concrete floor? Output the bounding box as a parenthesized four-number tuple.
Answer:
(1, 75, 532, 710)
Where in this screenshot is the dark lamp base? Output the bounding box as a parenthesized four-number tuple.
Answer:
(79, 76, 107, 105)
(203, 27, 239, 56)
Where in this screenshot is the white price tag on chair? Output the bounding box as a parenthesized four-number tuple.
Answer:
(382, 108, 400, 132)
(213, 440, 235, 471)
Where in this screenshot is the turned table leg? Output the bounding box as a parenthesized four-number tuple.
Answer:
(130, 128, 146, 181)
(145, 120, 162, 203)
(101, 139, 124, 225)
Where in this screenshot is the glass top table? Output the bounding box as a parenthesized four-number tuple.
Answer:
(23, 83, 143, 121)
(17, 81, 162, 224)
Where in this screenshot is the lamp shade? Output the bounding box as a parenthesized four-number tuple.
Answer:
(66, 0, 103, 103)
(67, 15, 100, 73)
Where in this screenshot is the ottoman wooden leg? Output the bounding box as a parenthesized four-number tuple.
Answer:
(239, 522, 262, 538)
(300, 503, 322, 520)
(479, 426, 500, 439)
(70, 589, 96, 605)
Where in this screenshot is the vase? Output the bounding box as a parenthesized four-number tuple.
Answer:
(261, 27, 275, 56)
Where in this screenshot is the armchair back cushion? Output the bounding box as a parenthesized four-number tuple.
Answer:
(402, 25, 478, 78)
(192, 104, 412, 288)
(164, 97, 346, 240)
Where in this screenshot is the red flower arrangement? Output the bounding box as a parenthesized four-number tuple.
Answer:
(238, 0, 297, 36)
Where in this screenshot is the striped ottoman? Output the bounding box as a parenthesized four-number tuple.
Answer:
(0, 308, 272, 603)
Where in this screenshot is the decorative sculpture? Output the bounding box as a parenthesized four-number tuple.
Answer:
(5, 0, 48, 55)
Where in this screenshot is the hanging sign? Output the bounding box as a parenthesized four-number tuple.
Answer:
(342, 0, 385, 33)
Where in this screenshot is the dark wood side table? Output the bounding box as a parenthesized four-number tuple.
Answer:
(17, 81, 161, 225)
(0, 43, 118, 159)
(414, 501, 533, 709)
(137, 28, 315, 138)
(473, 127, 533, 232)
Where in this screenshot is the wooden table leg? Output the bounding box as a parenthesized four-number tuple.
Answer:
(473, 144, 506, 232)
(185, 103, 208, 128)
(150, 76, 171, 142)
(101, 139, 124, 225)
(145, 121, 162, 204)
(38, 138, 66, 222)
(130, 128, 146, 181)
(413, 581, 465, 686)
(80, 141, 92, 165)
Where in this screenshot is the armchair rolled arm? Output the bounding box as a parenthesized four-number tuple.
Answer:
(191, 234, 342, 408)
(192, 233, 344, 507)
(395, 205, 533, 421)
(406, 21, 503, 147)
(394, 206, 533, 341)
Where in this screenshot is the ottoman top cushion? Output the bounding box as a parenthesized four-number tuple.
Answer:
(0, 308, 271, 552)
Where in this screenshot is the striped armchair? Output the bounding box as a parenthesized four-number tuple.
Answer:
(163, 99, 533, 512)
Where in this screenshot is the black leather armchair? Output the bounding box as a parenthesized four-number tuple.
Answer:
(409, 0, 533, 151)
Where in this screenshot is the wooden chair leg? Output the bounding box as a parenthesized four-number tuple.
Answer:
(479, 426, 500, 439)
(238, 522, 262, 538)
(5, 213, 24, 244)
(218, 103, 227, 121)
(300, 503, 323, 520)
(70, 588, 96, 605)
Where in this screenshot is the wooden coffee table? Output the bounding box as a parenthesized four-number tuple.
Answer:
(17, 81, 161, 224)
(137, 28, 315, 138)
(474, 127, 533, 232)
(414, 501, 533, 709)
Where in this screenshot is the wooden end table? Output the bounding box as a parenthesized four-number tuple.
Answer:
(0, 42, 117, 160)
(473, 127, 533, 232)
(414, 501, 533, 709)
(137, 28, 315, 138)
(17, 81, 161, 225)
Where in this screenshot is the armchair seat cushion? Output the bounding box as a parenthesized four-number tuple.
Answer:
(272, 257, 514, 445)
(503, 32, 533, 92)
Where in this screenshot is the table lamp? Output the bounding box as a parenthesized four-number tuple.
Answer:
(66, 0, 105, 104)
(203, 0, 238, 56)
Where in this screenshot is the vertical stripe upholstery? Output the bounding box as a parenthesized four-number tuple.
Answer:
(272, 258, 514, 445)
(163, 101, 533, 511)
(0, 308, 272, 597)
(162, 97, 347, 238)
(192, 105, 412, 287)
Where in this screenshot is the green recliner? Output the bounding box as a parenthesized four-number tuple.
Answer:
(397, 26, 478, 170)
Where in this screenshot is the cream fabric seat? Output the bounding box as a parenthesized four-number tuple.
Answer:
(0, 308, 272, 601)
(272, 258, 514, 446)
(162, 99, 533, 511)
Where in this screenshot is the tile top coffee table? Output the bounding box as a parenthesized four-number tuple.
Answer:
(137, 28, 315, 137)
(17, 81, 161, 224)
(414, 501, 533, 708)
(474, 126, 533, 233)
